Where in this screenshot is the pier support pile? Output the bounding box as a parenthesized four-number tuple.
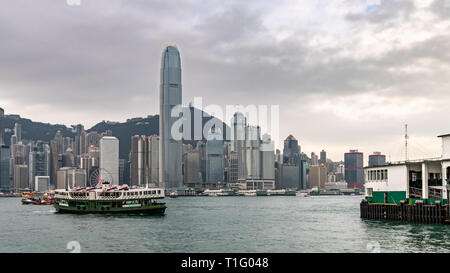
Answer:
(360, 200, 449, 224)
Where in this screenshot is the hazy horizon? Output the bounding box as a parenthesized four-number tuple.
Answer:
(1, 0, 449, 161)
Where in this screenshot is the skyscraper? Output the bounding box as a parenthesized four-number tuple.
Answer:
(344, 149, 364, 189)
(14, 123, 22, 143)
(206, 128, 224, 183)
(281, 135, 307, 190)
(28, 141, 50, 191)
(99, 136, 119, 185)
(159, 45, 183, 189)
(283, 135, 299, 165)
(231, 112, 247, 181)
(319, 150, 327, 165)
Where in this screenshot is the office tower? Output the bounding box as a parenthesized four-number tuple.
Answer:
(228, 152, 238, 182)
(149, 135, 159, 186)
(368, 152, 386, 167)
(260, 134, 275, 181)
(53, 130, 64, 154)
(196, 141, 207, 182)
(72, 124, 84, 156)
(206, 129, 224, 183)
(119, 159, 126, 185)
(49, 141, 59, 188)
(344, 149, 364, 188)
(244, 125, 261, 180)
(63, 137, 73, 155)
(85, 132, 100, 152)
(231, 112, 247, 181)
(100, 136, 119, 185)
(0, 107, 4, 145)
(80, 131, 87, 155)
(130, 135, 141, 186)
(14, 165, 28, 191)
(275, 149, 281, 163)
(280, 135, 307, 190)
(311, 152, 319, 165)
(35, 176, 50, 192)
(159, 45, 183, 189)
(183, 150, 200, 187)
(319, 150, 327, 165)
(28, 141, 50, 191)
(62, 147, 75, 167)
(56, 167, 86, 189)
(283, 135, 299, 165)
(309, 164, 327, 189)
(67, 168, 86, 188)
(80, 153, 97, 184)
(0, 145, 10, 192)
(130, 135, 159, 187)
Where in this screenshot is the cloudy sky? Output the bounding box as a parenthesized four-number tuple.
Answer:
(1, 0, 450, 161)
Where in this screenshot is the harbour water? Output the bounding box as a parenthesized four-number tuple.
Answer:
(1, 195, 450, 253)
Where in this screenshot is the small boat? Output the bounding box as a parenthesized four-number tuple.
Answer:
(169, 192, 179, 198)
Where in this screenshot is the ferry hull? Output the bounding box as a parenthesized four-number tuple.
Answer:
(54, 204, 166, 215)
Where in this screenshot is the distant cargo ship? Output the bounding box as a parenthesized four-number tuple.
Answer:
(53, 181, 166, 215)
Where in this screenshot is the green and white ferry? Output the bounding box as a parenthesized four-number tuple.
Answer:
(54, 181, 166, 215)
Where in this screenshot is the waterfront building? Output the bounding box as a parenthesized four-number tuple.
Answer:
(159, 45, 183, 189)
(309, 164, 327, 189)
(130, 135, 159, 187)
(364, 134, 450, 205)
(283, 135, 299, 165)
(13, 164, 28, 191)
(206, 128, 224, 183)
(196, 141, 207, 182)
(228, 152, 239, 182)
(231, 112, 247, 181)
(260, 134, 275, 181)
(99, 136, 119, 185)
(28, 141, 50, 191)
(56, 167, 86, 189)
(345, 150, 364, 189)
(35, 176, 50, 192)
(149, 136, 159, 186)
(368, 152, 386, 167)
(183, 150, 200, 187)
(280, 135, 307, 190)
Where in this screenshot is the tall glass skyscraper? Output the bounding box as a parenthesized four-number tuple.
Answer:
(159, 46, 183, 189)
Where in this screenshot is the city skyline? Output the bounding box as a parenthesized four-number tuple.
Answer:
(1, 0, 450, 161)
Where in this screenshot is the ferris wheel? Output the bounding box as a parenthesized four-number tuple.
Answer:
(89, 168, 113, 187)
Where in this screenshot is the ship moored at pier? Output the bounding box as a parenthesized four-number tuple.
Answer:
(53, 181, 166, 215)
(360, 134, 450, 224)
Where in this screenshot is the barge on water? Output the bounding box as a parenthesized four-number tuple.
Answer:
(54, 181, 166, 215)
(360, 134, 450, 224)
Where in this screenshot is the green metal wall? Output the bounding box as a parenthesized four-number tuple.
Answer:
(367, 191, 448, 205)
(370, 191, 407, 204)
